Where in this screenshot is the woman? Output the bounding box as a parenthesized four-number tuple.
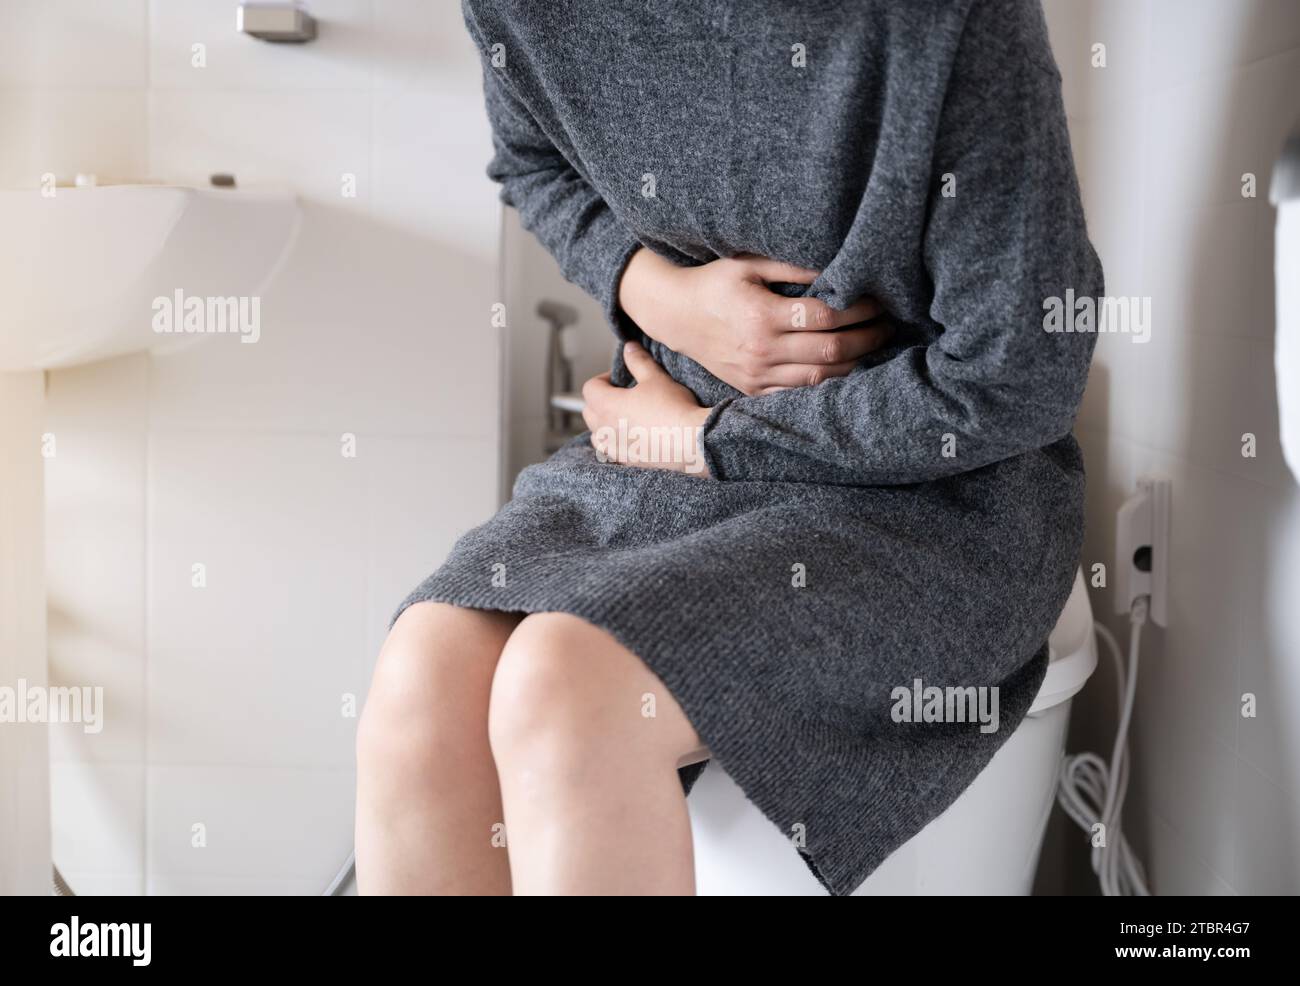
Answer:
(356, 0, 1100, 896)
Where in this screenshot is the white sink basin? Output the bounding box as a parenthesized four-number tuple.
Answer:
(0, 184, 300, 371)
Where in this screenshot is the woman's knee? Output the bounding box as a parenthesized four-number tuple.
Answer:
(358, 602, 516, 768)
(488, 612, 700, 772)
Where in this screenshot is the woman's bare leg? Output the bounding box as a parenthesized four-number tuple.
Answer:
(488, 612, 708, 895)
(355, 602, 521, 895)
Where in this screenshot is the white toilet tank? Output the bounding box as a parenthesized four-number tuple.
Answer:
(690, 568, 1098, 896)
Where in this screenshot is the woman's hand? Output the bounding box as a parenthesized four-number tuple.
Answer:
(581, 341, 712, 477)
(617, 248, 893, 396)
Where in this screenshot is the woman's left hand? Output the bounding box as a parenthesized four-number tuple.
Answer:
(581, 341, 712, 477)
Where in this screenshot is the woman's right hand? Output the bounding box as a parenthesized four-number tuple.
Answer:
(617, 248, 892, 396)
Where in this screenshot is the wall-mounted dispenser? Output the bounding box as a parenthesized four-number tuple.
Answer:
(237, 2, 317, 43)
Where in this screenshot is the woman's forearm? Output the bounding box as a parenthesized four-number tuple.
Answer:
(617, 247, 690, 352)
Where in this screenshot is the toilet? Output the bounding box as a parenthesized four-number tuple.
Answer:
(690, 567, 1098, 896)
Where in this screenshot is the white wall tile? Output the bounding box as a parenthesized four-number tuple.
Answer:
(1145, 813, 1236, 895)
(1086, 330, 1178, 454)
(35, 89, 149, 183)
(1131, 684, 1239, 884)
(363, 434, 500, 656)
(149, 0, 373, 91)
(43, 354, 150, 430)
(45, 533, 146, 763)
(1074, 109, 1148, 298)
(148, 89, 371, 200)
(45, 355, 149, 765)
(1106, 325, 1293, 490)
(1142, 201, 1264, 349)
(49, 762, 145, 895)
(1045, 0, 1151, 122)
(0, 89, 148, 187)
(145, 764, 353, 892)
(371, 0, 483, 91)
(371, 88, 498, 265)
(0, 0, 148, 89)
(44, 358, 149, 543)
(1144, 77, 1260, 211)
(1228, 760, 1300, 894)
(0, 92, 40, 186)
(146, 430, 368, 768)
(146, 202, 499, 438)
(1146, 0, 1300, 91)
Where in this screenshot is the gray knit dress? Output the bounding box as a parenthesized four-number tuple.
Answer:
(396, 0, 1101, 896)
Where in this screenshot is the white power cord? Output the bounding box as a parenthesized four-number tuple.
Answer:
(1056, 595, 1152, 896)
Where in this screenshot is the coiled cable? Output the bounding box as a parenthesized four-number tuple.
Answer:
(1057, 595, 1152, 896)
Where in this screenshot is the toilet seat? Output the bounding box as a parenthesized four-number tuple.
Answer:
(1031, 568, 1098, 715)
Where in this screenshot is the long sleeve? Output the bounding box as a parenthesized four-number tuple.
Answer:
(464, 14, 642, 332)
(699, 0, 1102, 486)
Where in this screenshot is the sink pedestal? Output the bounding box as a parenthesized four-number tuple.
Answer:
(0, 371, 51, 895)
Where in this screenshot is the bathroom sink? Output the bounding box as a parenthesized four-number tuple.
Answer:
(0, 184, 300, 371)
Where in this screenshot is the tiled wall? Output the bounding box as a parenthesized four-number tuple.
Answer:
(5, 0, 501, 894)
(1040, 0, 1300, 894)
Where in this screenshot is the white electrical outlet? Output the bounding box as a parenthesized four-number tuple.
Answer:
(1114, 475, 1171, 626)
